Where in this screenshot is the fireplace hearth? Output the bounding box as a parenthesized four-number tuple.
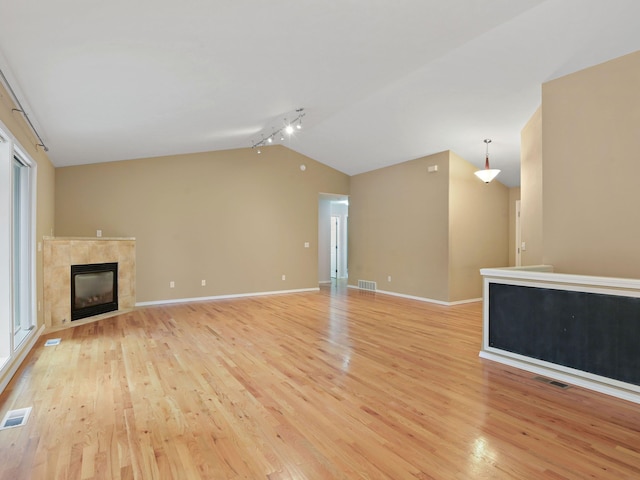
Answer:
(71, 262, 118, 320)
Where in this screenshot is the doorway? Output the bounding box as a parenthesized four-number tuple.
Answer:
(318, 194, 348, 284)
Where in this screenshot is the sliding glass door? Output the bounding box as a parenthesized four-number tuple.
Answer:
(12, 155, 33, 347)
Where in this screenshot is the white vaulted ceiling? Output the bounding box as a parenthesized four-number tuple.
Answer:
(1, 0, 639, 187)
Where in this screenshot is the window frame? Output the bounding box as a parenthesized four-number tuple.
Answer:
(12, 148, 36, 347)
(0, 121, 37, 368)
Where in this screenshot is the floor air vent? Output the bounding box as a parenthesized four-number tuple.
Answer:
(533, 376, 569, 389)
(358, 280, 377, 291)
(0, 407, 32, 430)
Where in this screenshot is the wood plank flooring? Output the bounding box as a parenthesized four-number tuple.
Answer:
(1, 283, 640, 479)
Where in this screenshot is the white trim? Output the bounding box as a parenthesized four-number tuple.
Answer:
(479, 351, 640, 405)
(515, 200, 521, 267)
(0, 134, 11, 361)
(0, 117, 40, 396)
(483, 344, 640, 393)
(12, 151, 37, 335)
(0, 325, 43, 395)
(0, 118, 38, 342)
(480, 265, 640, 290)
(135, 287, 320, 307)
(447, 297, 483, 306)
(347, 285, 481, 306)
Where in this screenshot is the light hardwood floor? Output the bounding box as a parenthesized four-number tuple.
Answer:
(1, 283, 639, 479)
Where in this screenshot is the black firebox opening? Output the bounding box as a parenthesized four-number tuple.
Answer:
(70, 262, 118, 320)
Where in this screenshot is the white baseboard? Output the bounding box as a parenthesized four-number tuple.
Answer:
(448, 297, 483, 305)
(0, 324, 45, 395)
(347, 285, 481, 307)
(479, 350, 640, 405)
(136, 287, 320, 307)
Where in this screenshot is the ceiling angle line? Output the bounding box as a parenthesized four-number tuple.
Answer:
(0, 68, 49, 152)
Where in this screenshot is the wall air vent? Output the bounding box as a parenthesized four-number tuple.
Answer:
(358, 280, 377, 291)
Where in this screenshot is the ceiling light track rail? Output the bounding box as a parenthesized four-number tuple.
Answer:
(251, 108, 305, 151)
(0, 68, 48, 152)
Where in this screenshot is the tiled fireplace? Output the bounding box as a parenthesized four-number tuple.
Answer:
(43, 237, 136, 329)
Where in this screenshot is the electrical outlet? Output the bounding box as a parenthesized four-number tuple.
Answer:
(201, 279, 206, 286)
(170, 281, 175, 288)
(96, 229, 102, 237)
(387, 275, 392, 282)
(304, 242, 310, 248)
(282, 275, 286, 281)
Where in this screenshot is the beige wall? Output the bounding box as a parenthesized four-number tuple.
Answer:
(520, 106, 543, 266)
(449, 152, 509, 301)
(349, 150, 509, 303)
(542, 50, 640, 277)
(508, 187, 521, 266)
(349, 151, 450, 301)
(55, 145, 349, 302)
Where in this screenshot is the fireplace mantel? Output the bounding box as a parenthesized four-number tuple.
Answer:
(43, 237, 136, 329)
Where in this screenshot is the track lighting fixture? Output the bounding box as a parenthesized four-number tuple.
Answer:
(252, 108, 305, 151)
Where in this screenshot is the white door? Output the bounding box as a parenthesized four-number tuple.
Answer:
(330, 216, 339, 278)
(515, 200, 522, 267)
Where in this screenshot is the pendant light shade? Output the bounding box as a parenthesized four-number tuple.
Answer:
(475, 139, 500, 183)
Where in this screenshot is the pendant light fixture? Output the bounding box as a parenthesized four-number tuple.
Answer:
(475, 139, 501, 183)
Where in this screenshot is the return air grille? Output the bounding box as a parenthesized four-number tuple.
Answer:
(533, 376, 570, 389)
(358, 280, 377, 291)
(0, 407, 32, 430)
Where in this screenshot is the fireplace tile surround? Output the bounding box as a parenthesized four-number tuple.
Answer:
(43, 237, 135, 329)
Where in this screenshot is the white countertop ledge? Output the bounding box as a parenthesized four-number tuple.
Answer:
(480, 265, 640, 291)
